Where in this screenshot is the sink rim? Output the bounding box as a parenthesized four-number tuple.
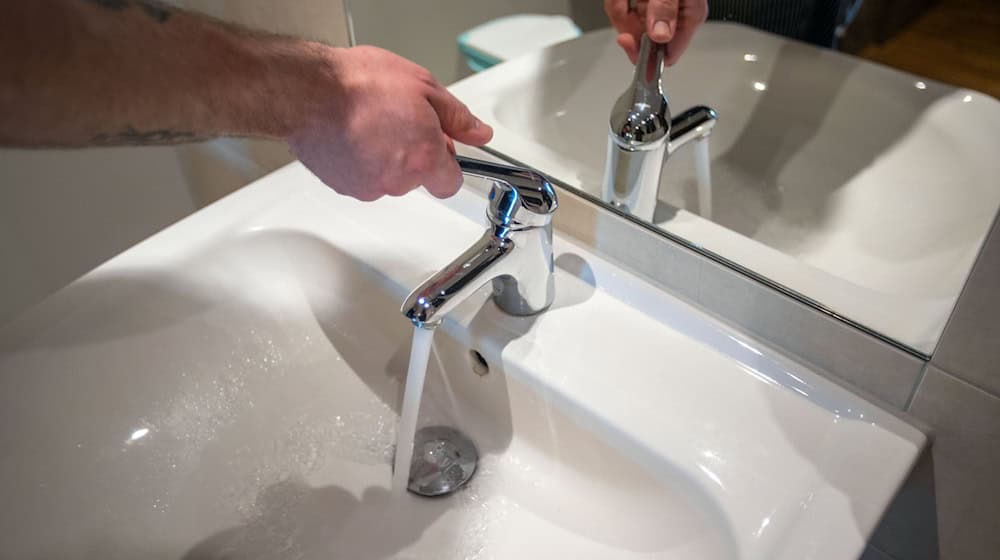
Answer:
(0, 159, 927, 560)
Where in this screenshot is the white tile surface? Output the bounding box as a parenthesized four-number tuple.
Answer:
(905, 365, 1000, 559)
(696, 259, 925, 409)
(0, 147, 196, 327)
(869, 449, 939, 560)
(933, 216, 1000, 396)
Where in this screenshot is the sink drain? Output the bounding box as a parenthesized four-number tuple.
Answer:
(406, 426, 478, 497)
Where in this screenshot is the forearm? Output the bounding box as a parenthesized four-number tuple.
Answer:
(0, 0, 333, 147)
(1, 0, 493, 201)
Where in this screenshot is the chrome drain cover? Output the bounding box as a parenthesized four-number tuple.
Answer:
(406, 426, 478, 497)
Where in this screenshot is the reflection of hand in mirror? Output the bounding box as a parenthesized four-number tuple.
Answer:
(604, 0, 708, 66)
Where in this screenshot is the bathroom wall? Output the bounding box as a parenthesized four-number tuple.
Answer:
(167, 0, 351, 205)
(347, 0, 606, 85)
(865, 214, 1000, 560)
(171, 0, 350, 44)
(0, 148, 197, 325)
(0, 1, 350, 327)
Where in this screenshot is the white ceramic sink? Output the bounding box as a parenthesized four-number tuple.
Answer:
(0, 160, 924, 559)
(450, 23, 1000, 355)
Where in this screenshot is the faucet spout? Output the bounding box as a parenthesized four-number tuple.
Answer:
(402, 157, 558, 329)
(668, 105, 718, 155)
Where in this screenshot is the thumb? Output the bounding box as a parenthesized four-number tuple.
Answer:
(426, 87, 494, 146)
(647, 0, 678, 43)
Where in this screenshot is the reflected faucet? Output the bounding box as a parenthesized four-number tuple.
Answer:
(402, 156, 558, 329)
(602, 34, 718, 221)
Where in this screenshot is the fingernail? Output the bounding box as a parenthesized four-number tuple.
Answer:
(653, 20, 670, 38)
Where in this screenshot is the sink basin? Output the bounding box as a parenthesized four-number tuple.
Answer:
(0, 161, 924, 559)
(449, 22, 1000, 354)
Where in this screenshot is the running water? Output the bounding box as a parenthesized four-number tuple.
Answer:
(693, 137, 713, 220)
(392, 327, 435, 492)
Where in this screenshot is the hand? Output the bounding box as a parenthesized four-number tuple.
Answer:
(287, 46, 493, 201)
(604, 0, 708, 66)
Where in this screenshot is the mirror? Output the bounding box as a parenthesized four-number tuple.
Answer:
(347, 1, 1000, 356)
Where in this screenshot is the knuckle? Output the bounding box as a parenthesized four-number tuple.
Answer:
(387, 180, 413, 197)
(358, 45, 388, 59)
(406, 142, 439, 175)
(697, 1, 709, 22)
(439, 166, 464, 195)
(363, 184, 386, 201)
(354, 189, 380, 202)
(421, 160, 461, 199)
(367, 175, 394, 197)
(652, 0, 673, 15)
(439, 106, 465, 130)
(454, 100, 473, 121)
(356, 176, 390, 201)
(406, 154, 431, 176)
(441, 101, 476, 133)
(413, 67, 437, 88)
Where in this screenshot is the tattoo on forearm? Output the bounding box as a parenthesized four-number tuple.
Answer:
(92, 126, 202, 146)
(85, 0, 129, 10)
(83, 0, 173, 23)
(88, 0, 130, 12)
(138, 1, 172, 23)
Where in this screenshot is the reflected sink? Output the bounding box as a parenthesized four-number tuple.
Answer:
(449, 22, 1000, 354)
(0, 161, 924, 559)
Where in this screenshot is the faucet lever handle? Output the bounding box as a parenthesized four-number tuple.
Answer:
(456, 156, 558, 229)
(609, 34, 670, 150)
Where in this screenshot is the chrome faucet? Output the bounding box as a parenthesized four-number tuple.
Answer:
(402, 156, 558, 329)
(602, 34, 718, 222)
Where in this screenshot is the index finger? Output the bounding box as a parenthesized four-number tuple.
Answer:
(425, 85, 493, 146)
(605, 0, 643, 36)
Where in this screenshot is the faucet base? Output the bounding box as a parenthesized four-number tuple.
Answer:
(492, 274, 554, 317)
(601, 137, 666, 222)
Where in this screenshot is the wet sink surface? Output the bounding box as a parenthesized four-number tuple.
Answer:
(0, 230, 728, 559)
(0, 162, 924, 559)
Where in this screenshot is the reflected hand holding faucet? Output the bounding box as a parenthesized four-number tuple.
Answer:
(602, 31, 718, 222)
(604, 0, 709, 66)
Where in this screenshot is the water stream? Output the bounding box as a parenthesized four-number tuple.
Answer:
(392, 327, 435, 492)
(693, 137, 713, 220)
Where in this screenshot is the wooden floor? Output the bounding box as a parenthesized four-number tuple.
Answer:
(858, 0, 1000, 98)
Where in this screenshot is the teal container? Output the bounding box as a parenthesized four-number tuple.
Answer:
(457, 14, 582, 73)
